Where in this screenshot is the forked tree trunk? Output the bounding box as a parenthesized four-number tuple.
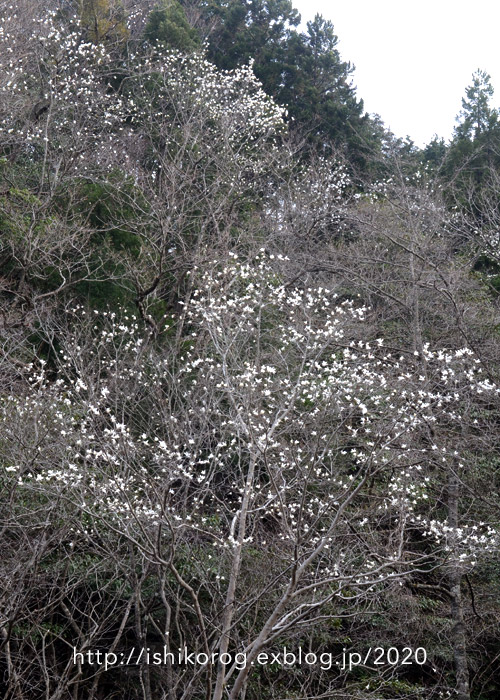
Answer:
(212, 452, 257, 700)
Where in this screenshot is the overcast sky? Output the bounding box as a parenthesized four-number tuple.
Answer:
(292, 0, 500, 147)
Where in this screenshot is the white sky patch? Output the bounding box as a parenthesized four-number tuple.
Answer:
(292, 0, 500, 146)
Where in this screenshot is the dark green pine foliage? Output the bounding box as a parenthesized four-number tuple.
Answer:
(144, 0, 201, 51)
(444, 70, 500, 210)
(201, 0, 300, 74)
(420, 135, 447, 171)
(455, 69, 498, 141)
(280, 15, 375, 166)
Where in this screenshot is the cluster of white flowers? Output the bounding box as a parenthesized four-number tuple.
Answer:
(268, 156, 351, 239)
(0, 8, 285, 186)
(0, 10, 125, 162)
(413, 514, 498, 570)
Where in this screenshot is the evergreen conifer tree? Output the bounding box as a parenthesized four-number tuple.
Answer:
(455, 69, 498, 140)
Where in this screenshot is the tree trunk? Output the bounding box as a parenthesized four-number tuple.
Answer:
(448, 466, 470, 700)
(212, 452, 257, 700)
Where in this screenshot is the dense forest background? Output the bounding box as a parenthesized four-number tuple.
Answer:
(1, 2, 500, 699)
